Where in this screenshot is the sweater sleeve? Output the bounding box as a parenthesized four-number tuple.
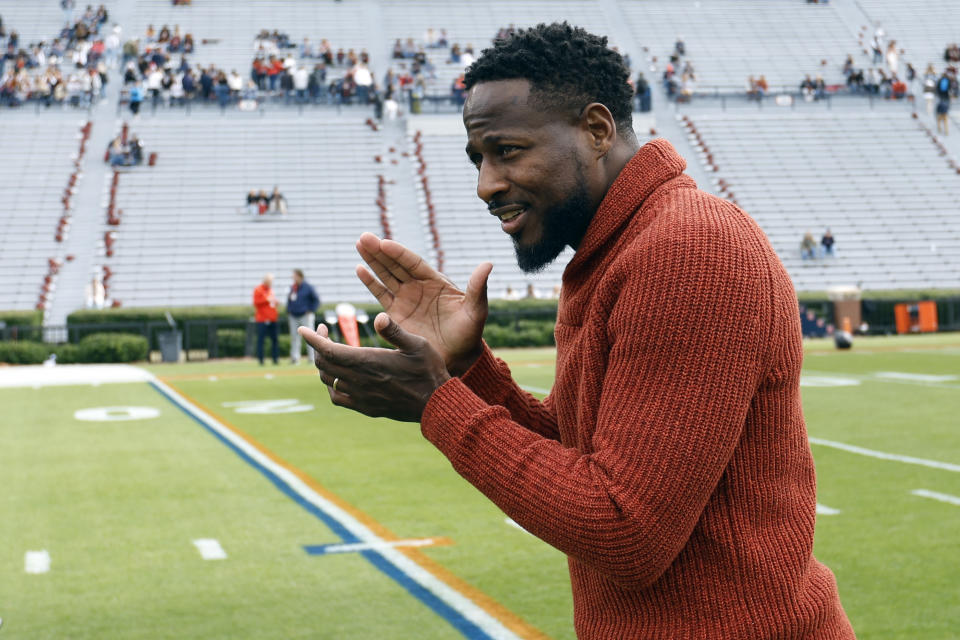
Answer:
(421, 215, 771, 589)
(458, 343, 560, 441)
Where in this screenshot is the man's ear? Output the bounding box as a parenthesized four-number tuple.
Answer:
(581, 102, 616, 158)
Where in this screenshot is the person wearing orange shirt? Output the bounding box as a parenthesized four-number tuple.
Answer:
(253, 273, 279, 365)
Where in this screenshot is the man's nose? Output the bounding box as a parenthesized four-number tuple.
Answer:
(477, 161, 509, 204)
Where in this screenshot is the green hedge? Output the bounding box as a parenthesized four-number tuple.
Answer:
(0, 310, 43, 327)
(483, 320, 555, 348)
(0, 341, 50, 364)
(0, 333, 148, 365)
(77, 333, 149, 363)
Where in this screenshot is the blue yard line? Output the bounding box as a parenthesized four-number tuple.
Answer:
(149, 381, 495, 640)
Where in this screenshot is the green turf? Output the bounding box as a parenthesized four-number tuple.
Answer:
(3, 335, 959, 638)
(0, 384, 467, 639)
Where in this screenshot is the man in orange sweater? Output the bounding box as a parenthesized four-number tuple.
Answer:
(301, 23, 854, 639)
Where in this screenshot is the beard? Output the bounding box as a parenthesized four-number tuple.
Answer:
(513, 173, 593, 274)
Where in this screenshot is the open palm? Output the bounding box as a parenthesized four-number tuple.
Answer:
(355, 233, 492, 375)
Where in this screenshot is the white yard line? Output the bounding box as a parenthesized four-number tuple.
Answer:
(192, 538, 228, 560)
(815, 504, 841, 515)
(519, 385, 551, 395)
(312, 538, 438, 554)
(874, 372, 958, 383)
(809, 437, 960, 473)
(911, 489, 960, 507)
(803, 369, 960, 391)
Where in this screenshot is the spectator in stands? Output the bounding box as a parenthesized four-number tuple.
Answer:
(227, 68, 243, 99)
(944, 43, 960, 64)
(128, 80, 144, 116)
(308, 63, 326, 102)
(300, 37, 313, 59)
(814, 75, 826, 100)
(885, 41, 899, 76)
(170, 68, 185, 105)
(842, 54, 854, 78)
(256, 189, 270, 214)
(635, 71, 651, 111)
(865, 67, 879, 94)
(293, 64, 308, 103)
(61, 0, 76, 26)
(253, 274, 279, 365)
(286, 269, 320, 364)
(107, 135, 125, 166)
(923, 64, 938, 114)
(674, 36, 685, 57)
(214, 71, 230, 110)
(267, 54, 283, 91)
(756, 75, 769, 98)
(891, 75, 907, 99)
(353, 61, 373, 103)
(800, 75, 815, 101)
(503, 285, 521, 300)
(821, 229, 835, 257)
(269, 186, 287, 215)
(84, 273, 106, 308)
(936, 71, 951, 135)
(870, 33, 883, 65)
(245, 190, 259, 215)
(801, 232, 817, 260)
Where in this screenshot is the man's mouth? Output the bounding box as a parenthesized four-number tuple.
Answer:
(490, 205, 528, 233)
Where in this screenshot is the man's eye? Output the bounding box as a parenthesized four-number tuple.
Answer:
(499, 145, 520, 157)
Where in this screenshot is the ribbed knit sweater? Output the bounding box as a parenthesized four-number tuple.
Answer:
(421, 140, 855, 639)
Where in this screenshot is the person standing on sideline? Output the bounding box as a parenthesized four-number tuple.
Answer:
(287, 269, 320, 364)
(253, 274, 279, 365)
(299, 23, 854, 639)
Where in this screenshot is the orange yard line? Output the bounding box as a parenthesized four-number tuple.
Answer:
(162, 380, 552, 640)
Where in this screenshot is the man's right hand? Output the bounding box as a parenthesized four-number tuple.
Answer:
(355, 232, 492, 377)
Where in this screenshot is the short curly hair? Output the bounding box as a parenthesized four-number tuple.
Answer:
(464, 22, 634, 137)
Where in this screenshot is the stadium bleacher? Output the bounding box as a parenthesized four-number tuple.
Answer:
(128, 0, 376, 76)
(380, 0, 619, 99)
(620, 0, 857, 90)
(683, 110, 960, 291)
(102, 113, 386, 306)
(856, 0, 958, 73)
(0, 117, 87, 311)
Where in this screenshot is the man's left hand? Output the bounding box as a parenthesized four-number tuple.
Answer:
(298, 313, 451, 422)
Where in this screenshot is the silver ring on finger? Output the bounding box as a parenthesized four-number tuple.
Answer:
(333, 377, 340, 392)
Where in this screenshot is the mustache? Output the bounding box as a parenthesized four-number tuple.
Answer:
(487, 200, 528, 212)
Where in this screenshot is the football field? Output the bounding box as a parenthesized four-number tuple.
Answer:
(2, 334, 959, 639)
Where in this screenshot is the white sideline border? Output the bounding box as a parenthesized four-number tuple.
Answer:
(152, 378, 522, 640)
(0, 364, 154, 388)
